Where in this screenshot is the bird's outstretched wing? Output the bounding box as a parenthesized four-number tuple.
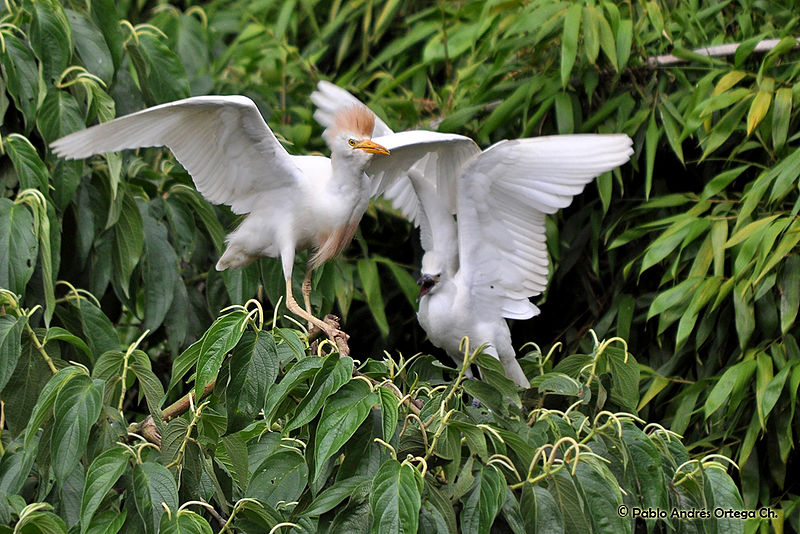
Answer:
(369, 130, 480, 224)
(407, 162, 458, 276)
(456, 134, 634, 319)
(311, 81, 394, 137)
(51, 95, 303, 215)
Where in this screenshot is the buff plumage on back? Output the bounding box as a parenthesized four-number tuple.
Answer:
(329, 106, 375, 138)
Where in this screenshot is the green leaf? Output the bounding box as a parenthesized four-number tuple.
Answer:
(24, 366, 83, 449)
(12, 508, 67, 534)
(44, 327, 92, 361)
(780, 256, 800, 334)
(0, 34, 40, 131)
(140, 208, 180, 332)
(746, 89, 772, 135)
(302, 476, 370, 517)
(66, 8, 114, 84)
(0, 199, 37, 296)
(80, 447, 129, 534)
(704, 359, 757, 419)
(560, 4, 582, 87)
(37, 88, 84, 145)
(771, 87, 792, 151)
(0, 315, 27, 392)
(246, 449, 309, 508)
(84, 510, 127, 534)
(167, 185, 225, 254)
(76, 300, 120, 360)
(644, 111, 658, 199)
(129, 350, 165, 424)
(194, 309, 250, 400)
(357, 259, 389, 338)
(227, 330, 280, 433)
(112, 193, 144, 299)
(575, 462, 629, 534)
(287, 354, 353, 431)
(133, 462, 179, 534)
(51, 374, 104, 482)
(460, 464, 506, 534)
(369, 459, 424, 534)
(520, 485, 564, 533)
(29, 0, 73, 83)
(377, 386, 399, 440)
(313, 380, 377, 480)
(159, 511, 213, 534)
(3, 134, 50, 192)
(622, 423, 666, 511)
(126, 33, 190, 105)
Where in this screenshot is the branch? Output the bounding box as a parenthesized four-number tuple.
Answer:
(647, 37, 800, 67)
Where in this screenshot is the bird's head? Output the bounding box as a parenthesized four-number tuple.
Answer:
(417, 273, 440, 298)
(323, 106, 390, 167)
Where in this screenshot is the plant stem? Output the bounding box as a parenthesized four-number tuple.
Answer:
(25, 323, 57, 374)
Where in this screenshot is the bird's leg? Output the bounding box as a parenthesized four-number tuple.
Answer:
(302, 269, 314, 329)
(285, 278, 350, 355)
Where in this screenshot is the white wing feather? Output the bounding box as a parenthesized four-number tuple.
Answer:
(407, 163, 458, 276)
(456, 134, 634, 319)
(368, 130, 480, 224)
(50, 95, 303, 215)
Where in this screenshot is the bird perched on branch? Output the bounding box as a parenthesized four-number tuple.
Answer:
(52, 95, 476, 349)
(311, 82, 633, 386)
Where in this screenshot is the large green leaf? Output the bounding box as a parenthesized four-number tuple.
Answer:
(369, 459, 423, 534)
(51, 374, 104, 482)
(112, 192, 144, 298)
(0, 315, 27, 392)
(246, 448, 309, 508)
(286, 354, 353, 431)
(140, 207, 180, 332)
(193, 309, 249, 399)
(313, 380, 377, 480)
(0, 34, 39, 131)
(80, 447, 129, 534)
(29, 0, 74, 83)
(133, 462, 179, 534)
(226, 330, 279, 432)
(0, 199, 37, 295)
(460, 464, 506, 534)
(126, 33, 190, 105)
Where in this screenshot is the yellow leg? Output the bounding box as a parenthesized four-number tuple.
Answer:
(285, 278, 337, 339)
(302, 269, 314, 328)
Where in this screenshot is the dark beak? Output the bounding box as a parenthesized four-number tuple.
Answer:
(417, 274, 435, 299)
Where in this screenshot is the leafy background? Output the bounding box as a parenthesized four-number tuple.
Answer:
(1, 0, 799, 532)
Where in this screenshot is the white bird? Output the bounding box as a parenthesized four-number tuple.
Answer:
(311, 82, 633, 387)
(51, 95, 476, 346)
(411, 135, 634, 388)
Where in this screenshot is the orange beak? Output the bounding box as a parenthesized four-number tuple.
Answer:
(354, 140, 390, 155)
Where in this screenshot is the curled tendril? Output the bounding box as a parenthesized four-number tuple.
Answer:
(487, 454, 522, 482)
(243, 298, 264, 331)
(268, 523, 301, 534)
(373, 438, 397, 459)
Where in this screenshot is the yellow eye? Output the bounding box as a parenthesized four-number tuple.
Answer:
(348, 139, 357, 147)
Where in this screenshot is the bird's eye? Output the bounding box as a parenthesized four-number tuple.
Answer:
(348, 139, 357, 147)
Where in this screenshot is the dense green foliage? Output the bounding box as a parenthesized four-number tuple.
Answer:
(2, 0, 798, 532)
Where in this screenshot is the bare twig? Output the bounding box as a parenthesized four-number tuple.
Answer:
(647, 37, 800, 67)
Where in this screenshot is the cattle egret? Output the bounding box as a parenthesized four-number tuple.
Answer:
(311, 82, 633, 386)
(411, 135, 633, 387)
(51, 95, 476, 347)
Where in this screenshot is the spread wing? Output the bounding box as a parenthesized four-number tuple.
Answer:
(310, 80, 393, 137)
(50, 95, 304, 215)
(455, 134, 634, 319)
(368, 130, 480, 225)
(407, 161, 458, 277)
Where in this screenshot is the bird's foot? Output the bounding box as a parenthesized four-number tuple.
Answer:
(308, 314, 350, 356)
